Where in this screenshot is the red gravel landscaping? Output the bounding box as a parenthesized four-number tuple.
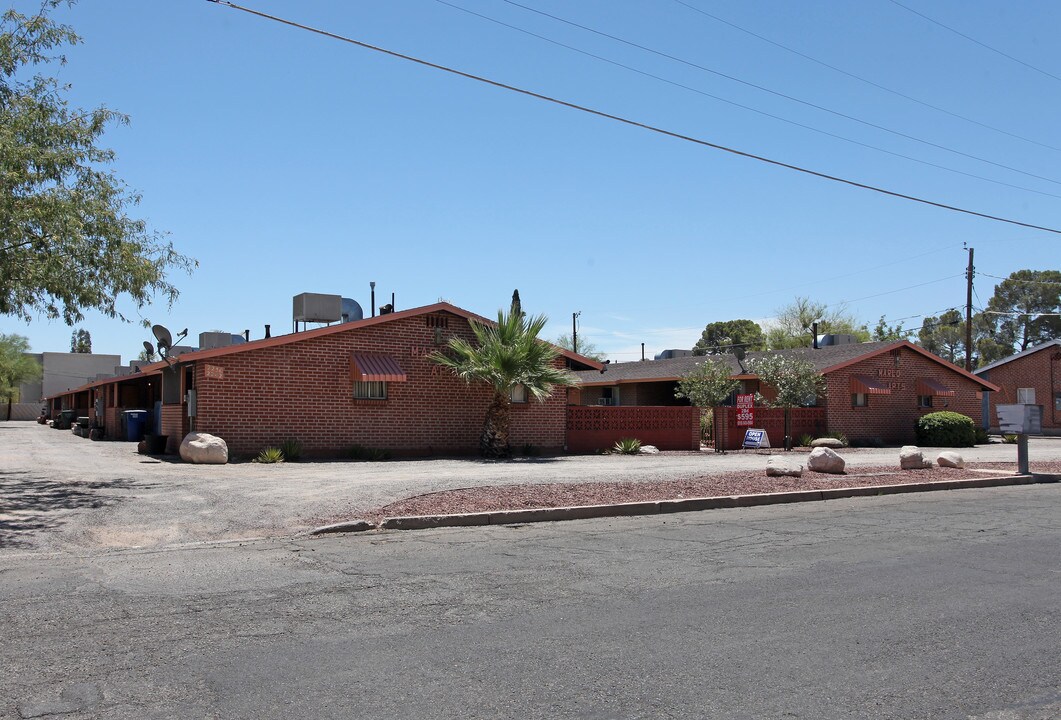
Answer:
(366, 461, 1061, 523)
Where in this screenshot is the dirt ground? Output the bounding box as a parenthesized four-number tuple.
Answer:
(3, 423, 1059, 554)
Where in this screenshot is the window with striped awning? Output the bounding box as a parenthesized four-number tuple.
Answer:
(349, 353, 407, 383)
(916, 378, 955, 397)
(850, 375, 891, 395)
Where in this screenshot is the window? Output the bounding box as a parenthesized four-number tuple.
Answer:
(510, 384, 527, 403)
(918, 395, 933, 408)
(1017, 388, 1036, 404)
(354, 381, 387, 400)
(852, 393, 868, 407)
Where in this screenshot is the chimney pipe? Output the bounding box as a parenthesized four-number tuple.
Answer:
(264, 324, 271, 339)
(812, 322, 818, 350)
(370, 281, 376, 318)
(391, 292, 395, 313)
(243, 329, 249, 342)
(641, 343, 646, 361)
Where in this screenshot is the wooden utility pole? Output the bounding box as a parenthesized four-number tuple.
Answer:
(965, 247, 974, 371)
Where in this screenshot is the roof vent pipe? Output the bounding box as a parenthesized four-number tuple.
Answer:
(244, 329, 250, 342)
(370, 281, 376, 318)
(812, 322, 818, 349)
(264, 324, 271, 339)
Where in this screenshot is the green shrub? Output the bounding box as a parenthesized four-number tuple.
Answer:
(797, 433, 814, 448)
(345, 444, 391, 461)
(700, 411, 713, 442)
(974, 427, 990, 445)
(255, 447, 285, 464)
(1002, 433, 1018, 444)
(915, 411, 975, 447)
(613, 437, 642, 455)
(279, 438, 303, 462)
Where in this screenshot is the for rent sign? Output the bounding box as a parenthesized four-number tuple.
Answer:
(736, 393, 755, 427)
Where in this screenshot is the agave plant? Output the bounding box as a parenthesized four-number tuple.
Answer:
(279, 438, 303, 462)
(255, 447, 285, 464)
(613, 437, 642, 455)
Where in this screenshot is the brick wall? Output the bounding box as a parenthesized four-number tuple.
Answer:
(566, 406, 700, 453)
(160, 405, 187, 454)
(189, 311, 567, 457)
(980, 346, 1061, 433)
(824, 346, 983, 444)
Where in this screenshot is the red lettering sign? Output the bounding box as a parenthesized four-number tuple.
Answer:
(736, 394, 755, 427)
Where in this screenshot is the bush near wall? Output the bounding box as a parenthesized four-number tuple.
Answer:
(915, 411, 975, 447)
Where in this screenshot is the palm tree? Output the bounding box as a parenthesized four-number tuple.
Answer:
(432, 308, 577, 458)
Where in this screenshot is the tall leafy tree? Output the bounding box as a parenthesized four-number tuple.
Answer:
(873, 315, 911, 342)
(917, 310, 965, 365)
(766, 297, 869, 349)
(692, 320, 765, 360)
(674, 359, 739, 408)
(0, 1, 195, 325)
(70, 327, 91, 353)
(980, 270, 1061, 355)
(747, 354, 825, 450)
(0, 333, 42, 420)
(433, 308, 578, 458)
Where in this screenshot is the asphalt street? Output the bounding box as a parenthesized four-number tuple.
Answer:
(2, 484, 1059, 719)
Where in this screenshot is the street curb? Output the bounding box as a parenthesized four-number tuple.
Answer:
(372, 473, 1055, 532)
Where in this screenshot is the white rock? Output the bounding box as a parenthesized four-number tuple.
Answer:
(900, 445, 931, 470)
(808, 446, 846, 474)
(936, 451, 965, 469)
(810, 437, 844, 449)
(180, 432, 229, 464)
(639, 445, 660, 455)
(766, 457, 803, 477)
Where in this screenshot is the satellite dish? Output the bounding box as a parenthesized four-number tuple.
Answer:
(152, 324, 173, 352)
(143, 341, 155, 356)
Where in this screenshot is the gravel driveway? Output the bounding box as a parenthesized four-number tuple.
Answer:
(2, 423, 1058, 553)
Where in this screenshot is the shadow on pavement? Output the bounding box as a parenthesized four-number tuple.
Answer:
(0, 471, 133, 549)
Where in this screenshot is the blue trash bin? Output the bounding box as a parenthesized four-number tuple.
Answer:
(123, 410, 149, 442)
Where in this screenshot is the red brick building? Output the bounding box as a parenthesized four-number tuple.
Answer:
(974, 340, 1061, 435)
(572, 341, 997, 447)
(50, 303, 600, 456)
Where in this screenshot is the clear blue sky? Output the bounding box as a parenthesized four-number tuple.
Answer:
(6, 0, 1059, 361)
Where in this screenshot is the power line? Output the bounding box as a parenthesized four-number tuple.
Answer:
(886, 0, 1061, 86)
(204, 1, 1061, 236)
(977, 271, 1061, 286)
(670, 0, 1061, 154)
(500, 0, 1061, 188)
(436, 0, 1061, 200)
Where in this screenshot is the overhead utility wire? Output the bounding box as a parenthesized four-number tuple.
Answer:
(670, 0, 1061, 154)
(886, 0, 1061, 86)
(976, 271, 1061, 286)
(500, 0, 1061, 188)
(436, 0, 1061, 200)
(203, 1, 1061, 236)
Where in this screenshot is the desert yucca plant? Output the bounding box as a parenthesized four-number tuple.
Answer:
(255, 447, 285, 464)
(613, 438, 642, 455)
(279, 438, 303, 462)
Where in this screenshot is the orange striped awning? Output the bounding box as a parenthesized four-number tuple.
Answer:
(350, 353, 407, 382)
(916, 378, 955, 397)
(850, 375, 891, 395)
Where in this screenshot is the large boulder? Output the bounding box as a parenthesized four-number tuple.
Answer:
(639, 445, 660, 455)
(900, 445, 931, 470)
(180, 432, 229, 465)
(810, 437, 844, 449)
(936, 451, 965, 469)
(808, 447, 846, 474)
(766, 457, 803, 477)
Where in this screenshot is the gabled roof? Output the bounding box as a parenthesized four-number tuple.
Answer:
(973, 339, 1061, 375)
(574, 340, 998, 391)
(46, 302, 602, 400)
(169, 302, 602, 370)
